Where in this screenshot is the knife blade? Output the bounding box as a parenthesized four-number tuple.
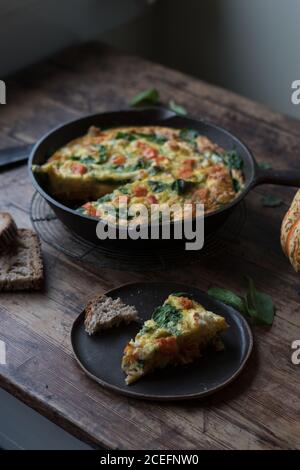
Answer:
(0, 144, 34, 169)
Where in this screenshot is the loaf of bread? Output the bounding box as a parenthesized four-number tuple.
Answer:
(0, 229, 44, 291)
(84, 294, 139, 335)
(0, 212, 17, 252)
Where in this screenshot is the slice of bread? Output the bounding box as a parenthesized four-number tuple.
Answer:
(84, 294, 139, 335)
(0, 212, 18, 252)
(0, 229, 44, 291)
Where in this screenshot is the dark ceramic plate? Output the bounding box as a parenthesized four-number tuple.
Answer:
(71, 282, 253, 401)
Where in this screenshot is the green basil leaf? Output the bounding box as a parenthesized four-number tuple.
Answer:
(137, 133, 168, 144)
(148, 180, 168, 193)
(245, 277, 274, 325)
(258, 161, 272, 170)
(261, 195, 283, 207)
(179, 128, 199, 142)
(118, 186, 130, 194)
(130, 88, 160, 107)
(232, 178, 241, 193)
(152, 304, 182, 335)
(97, 193, 113, 203)
(208, 287, 246, 314)
(169, 100, 187, 116)
(80, 156, 96, 165)
(224, 150, 243, 170)
(115, 132, 136, 142)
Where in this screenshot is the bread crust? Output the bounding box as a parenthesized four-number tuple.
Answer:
(84, 294, 138, 335)
(0, 229, 44, 291)
(0, 212, 18, 252)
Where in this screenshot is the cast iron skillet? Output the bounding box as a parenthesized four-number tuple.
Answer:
(29, 107, 300, 248)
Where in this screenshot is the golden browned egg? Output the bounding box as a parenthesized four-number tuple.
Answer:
(33, 125, 244, 221)
(122, 293, 228, 384)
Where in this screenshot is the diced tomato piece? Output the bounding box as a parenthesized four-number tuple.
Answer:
(70, 162, 87, 175)
(180, 297, 193, 309)
(82, 202, 97, 216)
(154, 155, 166, 164)
(208, 164, 224, 174)
(137, 141, 158, 159)
(145, 148, 158, 159)
(133, 186, 148, 197)
(112, 154, 126, 165)
(136, 141, 147, 150)
(179, 168, 193, 179)
(157, 337, 178, 355)
(183, 159, 196, 169)
(147, 195, 158, 205)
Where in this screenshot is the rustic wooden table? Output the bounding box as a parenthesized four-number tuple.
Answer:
(0, 43, 300, 450)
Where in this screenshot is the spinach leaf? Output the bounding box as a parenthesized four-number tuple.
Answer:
(80, 156, 97, 165)
(232, 178, 241, 193)
(115, 131, 167, 145)
(141, 133, 168, 144)
(130, 88, 160, 107)
(245, 277, 274, 326)
(149, 165, 164, 175)
(97, 193, 113, 203)
(171, 179, 195, 195)
(258, 161, 272, 170)
(179, 128, 199, 142)
(77, 207, 87, 214)
(148, 180, 169, 192)
(130, 158, 150, 171)
(261, 195, 283, 207)
(97, 146, 109, 163)
(152, 304, 182, 335)
(208, 279, 275, 326)
(224, 150, 243, 170)
(115, 132, 136, 142)
(118, 186, 130, 194)
(169, 100, 187, 116)
(208, 287, 247, 315)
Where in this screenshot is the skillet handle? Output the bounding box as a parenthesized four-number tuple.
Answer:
(252, 168, 300, 188)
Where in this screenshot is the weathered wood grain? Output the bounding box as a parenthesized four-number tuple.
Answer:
(0, 43, 300, 450)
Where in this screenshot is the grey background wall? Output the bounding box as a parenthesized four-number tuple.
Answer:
(0, 0, 299, 119)
(101, 0, 300, 120)
(0, 0, 149, 77)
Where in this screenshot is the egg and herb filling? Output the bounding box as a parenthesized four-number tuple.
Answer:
(122, 293, 228, 385)
(33, 125, 244, 218)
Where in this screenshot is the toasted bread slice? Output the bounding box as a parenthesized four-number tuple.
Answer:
(84, 294, 139, 335)
(0, 212, 17, 252)
(0, 229, 44, 291)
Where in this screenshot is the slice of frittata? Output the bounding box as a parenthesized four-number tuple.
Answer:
(122, 293, 228, 384)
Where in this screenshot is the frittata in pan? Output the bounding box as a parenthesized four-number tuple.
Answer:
(122, 293, 228, 384)
(33, 125, 244, 220)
